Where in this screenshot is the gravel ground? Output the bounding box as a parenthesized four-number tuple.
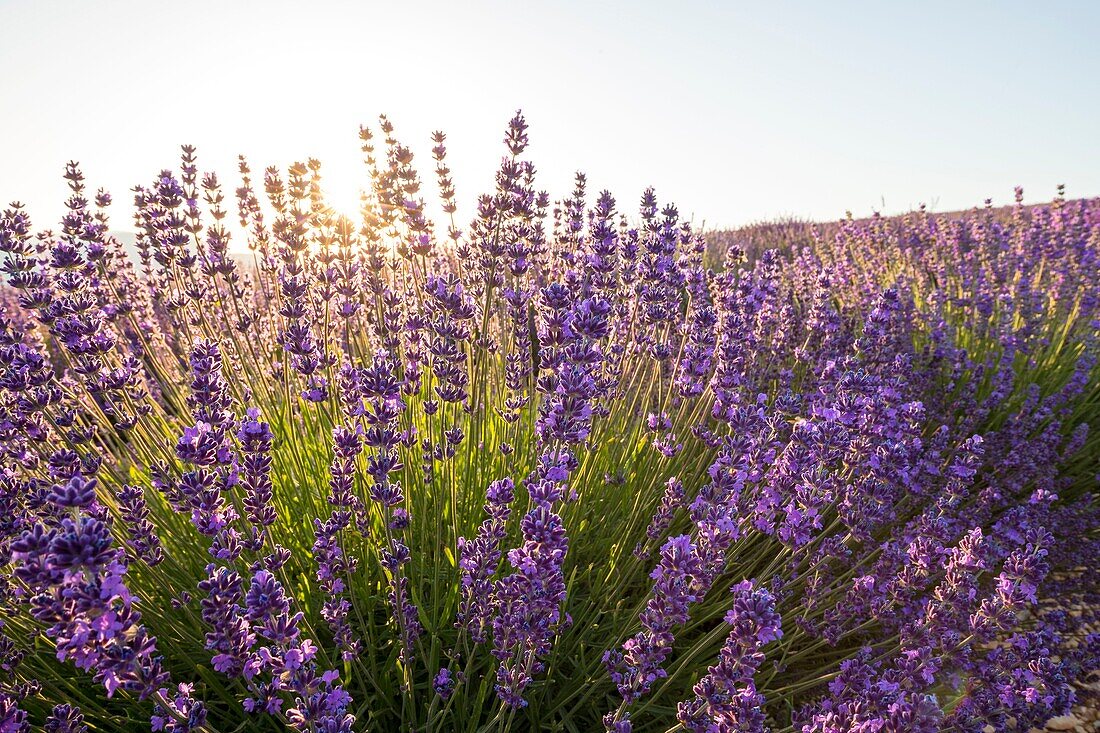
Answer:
(1037, 580, 1099, 733)
(1038, 670, 1099, 732)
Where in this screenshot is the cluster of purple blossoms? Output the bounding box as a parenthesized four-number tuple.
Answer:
(456, 477, 516, 643)
(605, 535, 704, 705)
(796, 649, 945, 733)
(115, 483, 164, 566)
(634, 476, 686, 559)
(491, 452, 574, 707)
(424, 274, 475, 406)
(7, 466, 204, 724)
(270, 163, 331, 401)
(314, 419, 364, 660)
(236, 408, 276, 540)
(44, 703, 89, 733)
(488, 267, 618, 706)
(174, 341, 238, 549)
(675, 580, 782, 733)
(338, 353, 423, 663)
(151, 684, 207, 733)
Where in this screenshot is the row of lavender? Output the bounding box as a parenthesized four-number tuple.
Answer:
(0, 114, 1097, 732)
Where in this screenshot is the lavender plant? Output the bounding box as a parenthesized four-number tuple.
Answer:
(0, 114, 1097, 732)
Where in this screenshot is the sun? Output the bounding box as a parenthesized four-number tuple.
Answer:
(316, 165, 367, 223)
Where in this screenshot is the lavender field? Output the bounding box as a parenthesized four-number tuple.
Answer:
(0, 112, 1097, 732)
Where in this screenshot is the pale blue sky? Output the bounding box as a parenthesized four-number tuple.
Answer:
(1, 0, 1097, 236)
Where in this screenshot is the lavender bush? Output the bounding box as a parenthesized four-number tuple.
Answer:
(0, 114, 1097, 732)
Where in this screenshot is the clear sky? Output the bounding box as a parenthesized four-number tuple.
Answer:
(1, 0, 1097, 239)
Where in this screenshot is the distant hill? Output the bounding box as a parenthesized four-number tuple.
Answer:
(702, 197, 1095, 267)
